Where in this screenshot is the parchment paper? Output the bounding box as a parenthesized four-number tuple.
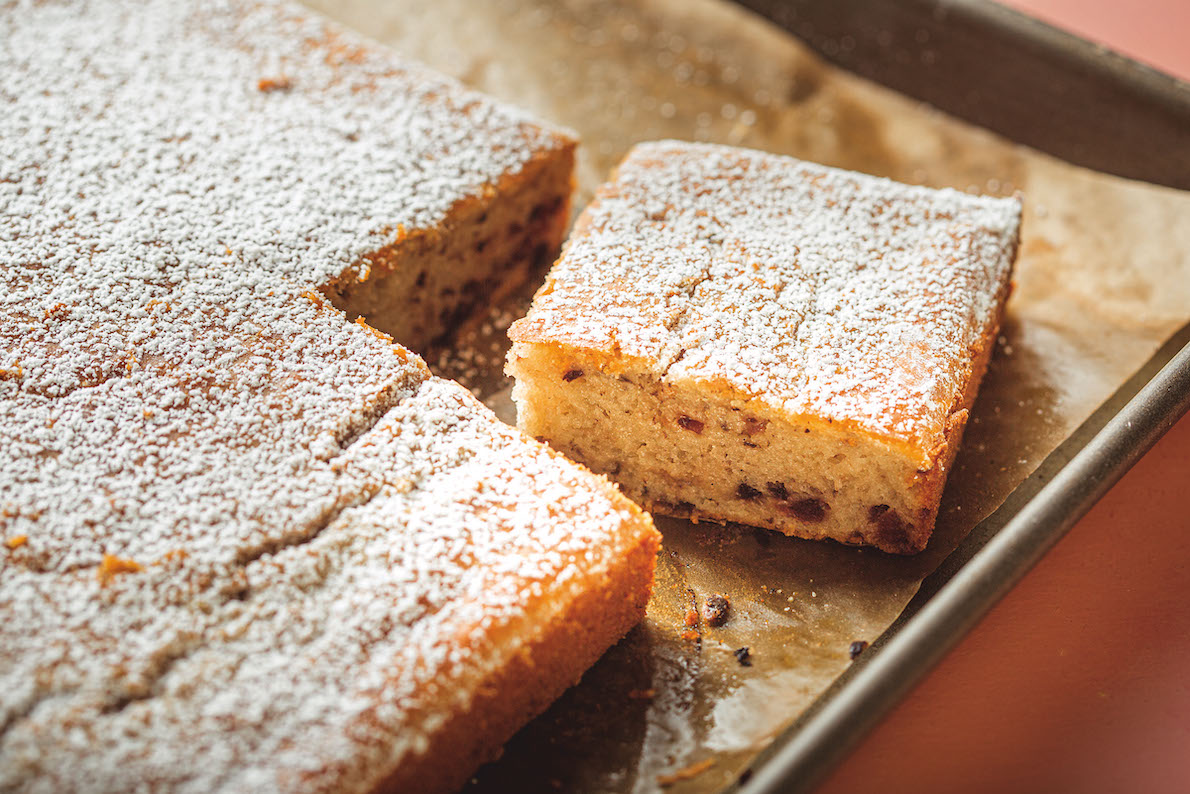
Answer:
(303, 1, 1190, 790)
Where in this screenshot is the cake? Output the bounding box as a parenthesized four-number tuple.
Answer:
(507, 141, 1021, 554)
(0, 1, 658, 791)
(0, 379, 657, 793)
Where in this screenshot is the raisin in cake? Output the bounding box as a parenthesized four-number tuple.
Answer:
(0, 2, 657, 792)
(507, 141, 1021, 554)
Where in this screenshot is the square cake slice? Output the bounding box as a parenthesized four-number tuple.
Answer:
(508, 141, 1021, 554)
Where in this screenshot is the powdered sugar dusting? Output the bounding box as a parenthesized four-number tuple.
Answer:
(0, 0, 643, 790)
(1, 0, 565, 572)
(512, 140, 1020, 455)
(1, 380, 642, 793)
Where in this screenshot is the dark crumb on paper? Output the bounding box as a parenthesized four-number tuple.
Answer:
(256, 76, 292, 92)
(733, 647, 752, 667)
(849, 640, 869, 660)
(738, 768, 754, 785)
(562, 367, 583, 382)
(702, 593, 730, 627)
(657, 758, 715, 787)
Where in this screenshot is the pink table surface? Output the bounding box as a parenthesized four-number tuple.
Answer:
(814, 2, 1190, 793)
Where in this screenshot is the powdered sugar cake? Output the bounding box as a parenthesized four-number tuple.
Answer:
(0, 1, 657, 792)
(508, 140, 1021, 554)
(1, 381, 655, 793)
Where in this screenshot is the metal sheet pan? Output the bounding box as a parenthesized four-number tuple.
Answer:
(732, 0, 1190, 191)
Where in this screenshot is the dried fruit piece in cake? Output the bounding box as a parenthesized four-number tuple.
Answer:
(508, 141, 1021, 554)
(0, 1, 655, 791)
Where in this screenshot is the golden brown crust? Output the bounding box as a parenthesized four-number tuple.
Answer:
(373, 504, 658, 794)
(887, 237, 1019, 553)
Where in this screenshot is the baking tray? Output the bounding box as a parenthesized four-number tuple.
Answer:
(725, 1, 1190, 790)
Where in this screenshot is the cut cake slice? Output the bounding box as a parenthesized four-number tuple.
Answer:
(508, 140, 1021, 554)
